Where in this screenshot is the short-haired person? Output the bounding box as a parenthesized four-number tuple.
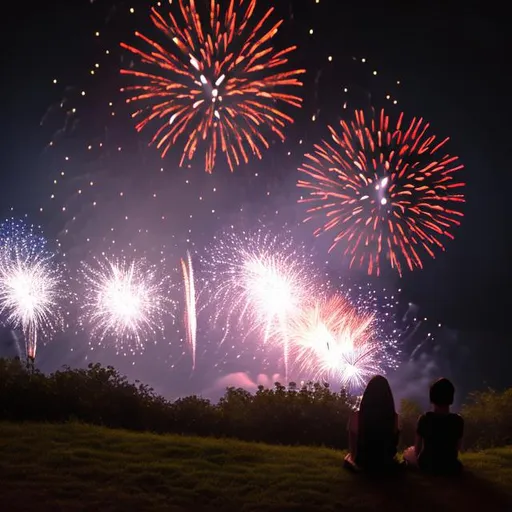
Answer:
(404, 378, 463, 474)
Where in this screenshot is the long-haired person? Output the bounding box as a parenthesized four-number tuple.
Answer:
(344, 375, 401, 471)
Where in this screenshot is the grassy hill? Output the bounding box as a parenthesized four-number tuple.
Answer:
(0, 422, 511, 511)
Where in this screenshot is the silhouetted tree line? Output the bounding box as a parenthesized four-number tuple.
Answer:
(0, 358, 509, 451)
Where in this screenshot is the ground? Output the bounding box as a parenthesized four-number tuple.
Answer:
(0, 422, 511, 511)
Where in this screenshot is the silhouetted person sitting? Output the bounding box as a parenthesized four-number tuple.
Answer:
(344, 375, 400, 472)
(404, 378, 464, 475)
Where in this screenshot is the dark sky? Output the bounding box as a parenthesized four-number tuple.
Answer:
(0, 1, 510, 394)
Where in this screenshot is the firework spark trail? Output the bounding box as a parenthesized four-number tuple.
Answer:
(79, 256, 173, 353)
(287, 295, 383, 391)
(335, 281, 401, 372)
(203, 228, 317, 379)
(298, 108, 465, 276)
(0, 219, 64, 362)
(121, 0, 304, 172)
(181, 250, 197, 369)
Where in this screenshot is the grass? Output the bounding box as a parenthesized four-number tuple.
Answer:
(0, 423, 511, 511)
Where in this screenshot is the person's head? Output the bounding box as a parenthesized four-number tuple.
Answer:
(359, 375, 396, 433)
(429, 378, 455, 408)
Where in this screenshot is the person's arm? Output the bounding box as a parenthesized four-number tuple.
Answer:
(347, 412, 358, 458)
(414, 434, 423, 456)
(414, 414, 424, 456)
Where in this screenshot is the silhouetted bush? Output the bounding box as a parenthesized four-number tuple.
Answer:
(461, 389, 512, 450)
(0, 358, 355, 449)
(217, 382, 354, 447)
(398, 398, 423, 450)
(1, 358, 511, 451)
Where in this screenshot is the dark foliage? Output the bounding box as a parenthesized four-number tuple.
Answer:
(398, 398, 423, 450)
(1, 358, 510, 451)
(0, 358, 354, 449)
(461, 389, 512, 450)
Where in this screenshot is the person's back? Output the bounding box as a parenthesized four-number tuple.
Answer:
(417, 410, 463, 473)
(404, 378, 464, 474)
(344, 375, 400, 472)
(356, 414, 398, 470)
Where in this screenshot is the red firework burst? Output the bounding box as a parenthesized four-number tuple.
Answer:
(120, 0, 305, 173)
(298, 109, 465, 276)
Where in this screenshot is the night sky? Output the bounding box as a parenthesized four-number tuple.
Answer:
(0, 0, 510, 399)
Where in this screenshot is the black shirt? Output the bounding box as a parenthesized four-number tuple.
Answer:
(417, 412, 464, 473)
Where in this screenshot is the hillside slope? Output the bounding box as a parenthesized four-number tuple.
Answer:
(0, 422, 511, 511)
